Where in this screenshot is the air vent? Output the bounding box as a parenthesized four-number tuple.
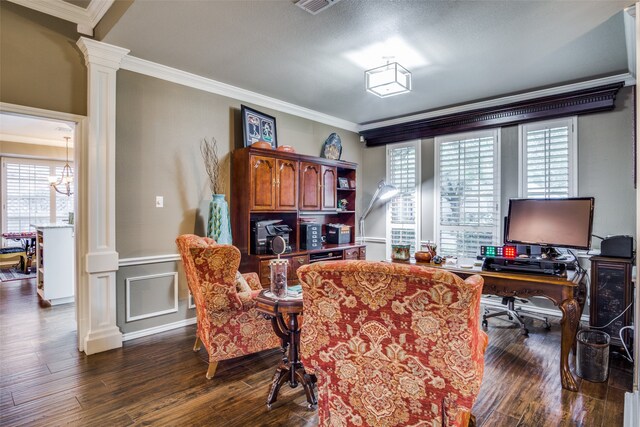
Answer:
(295, 0, 343, 15)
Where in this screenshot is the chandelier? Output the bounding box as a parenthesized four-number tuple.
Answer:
(49, 136, 73, 196)
(365, 59, 412, 98)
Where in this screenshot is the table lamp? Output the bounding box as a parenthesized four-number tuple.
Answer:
(358, 180, 400, 243)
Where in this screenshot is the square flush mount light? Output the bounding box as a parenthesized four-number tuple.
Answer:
(365, 62, 412, 98)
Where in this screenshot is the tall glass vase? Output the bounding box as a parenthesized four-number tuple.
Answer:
(207, 194, 232, 244)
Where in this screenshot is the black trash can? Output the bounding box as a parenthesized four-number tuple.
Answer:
(576, 329, 610, 382)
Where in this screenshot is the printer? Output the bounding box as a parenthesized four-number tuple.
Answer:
(251, 219, 292, 255)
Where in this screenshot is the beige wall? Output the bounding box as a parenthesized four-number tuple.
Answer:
(0, 2, 87, 116)
(115, 70, 362, 258)
(115, 70, 362, 333)
(362, 85, 636, 255)
(0, 141, 69, 160)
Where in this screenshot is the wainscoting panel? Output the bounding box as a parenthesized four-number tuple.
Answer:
(125, 272, 178, 322)
(116, 256, 195, 336)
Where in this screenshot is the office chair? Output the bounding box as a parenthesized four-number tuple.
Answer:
(482, 296, 550, 336)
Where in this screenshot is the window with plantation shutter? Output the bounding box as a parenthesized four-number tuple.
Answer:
(1, 158, 74, 236)
(435, 130, 500, 258)
(386, 141, 420, 257)
(519, 117, 577, 199)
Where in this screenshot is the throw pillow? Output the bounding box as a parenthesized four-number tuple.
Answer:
(235, 271, 252, 293)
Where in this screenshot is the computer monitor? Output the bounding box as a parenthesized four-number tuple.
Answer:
(505, 197, 594, 251)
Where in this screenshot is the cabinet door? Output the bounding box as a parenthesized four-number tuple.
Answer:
(321, 166, 337, 210)
(276, 159, 298, 210)
(590, 259, 633, 347)
(250, 155, 276, 210)
(299, 162, 321, 210)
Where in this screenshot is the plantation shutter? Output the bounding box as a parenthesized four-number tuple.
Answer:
(521, 118, 576, 198)
(436, 131, 500, 258)
(4, 162, 51, 233)
(2, 158, 74, 235)
(387, 142, 419, 255)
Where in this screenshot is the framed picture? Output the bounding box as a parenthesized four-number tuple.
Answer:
(241, 105, 278, 148)
(349, 179, 356, 189)
(338, 177, 349, 189)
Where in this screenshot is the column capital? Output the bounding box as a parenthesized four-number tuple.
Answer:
(77, 37, 130, 69)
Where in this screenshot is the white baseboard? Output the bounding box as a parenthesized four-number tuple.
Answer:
(481, 296, 590, 323)
(122, 317, 197, 342)
(624, 391, 639, 427)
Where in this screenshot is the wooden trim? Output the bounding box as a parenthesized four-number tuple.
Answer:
(238, 146, 358, 169)
(122, 317, 197, 341)
(361, 83, 623, 146)
(119, 254, 180, 267)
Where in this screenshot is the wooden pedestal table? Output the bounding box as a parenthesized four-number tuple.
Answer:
(402, 260, 587, 392)
(255, 290, 317, 409)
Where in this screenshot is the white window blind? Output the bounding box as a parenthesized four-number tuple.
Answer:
(435, 130, 500, 258)
(386, 141, 420, 256)
(1, 158, 74, 234)
(519, 118, 577, 198)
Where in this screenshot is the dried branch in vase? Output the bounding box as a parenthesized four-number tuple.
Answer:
(201, 137, 224, 194)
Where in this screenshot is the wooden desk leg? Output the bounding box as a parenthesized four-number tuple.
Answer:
(559, 298, 580, 391)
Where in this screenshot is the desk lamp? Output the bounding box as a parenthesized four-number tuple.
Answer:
(358, 180, 400, 244)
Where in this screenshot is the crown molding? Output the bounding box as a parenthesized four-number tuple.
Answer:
(360, 73, 635, 132)
(86, 0, 115, 27)
(7, 0, 114, 36)
(77, 37, 129, 68)
(120, 55, 359, 133)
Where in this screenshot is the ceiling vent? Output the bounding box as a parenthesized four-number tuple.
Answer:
(295, 0, 343, 15)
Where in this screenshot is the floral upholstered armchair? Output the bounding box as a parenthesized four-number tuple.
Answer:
(297, 260, 487, 427)
(176, 234, 280, 379)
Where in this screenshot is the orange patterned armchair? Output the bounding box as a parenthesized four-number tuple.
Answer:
(176, 234, 280, 379)
(298, 260, 487, 427)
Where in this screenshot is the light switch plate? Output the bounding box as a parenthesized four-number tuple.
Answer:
(156, 196, 163, 208)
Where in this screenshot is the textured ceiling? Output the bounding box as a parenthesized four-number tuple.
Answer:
(101, 0, 632, 125)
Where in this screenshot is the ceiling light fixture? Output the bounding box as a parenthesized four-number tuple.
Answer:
(49, 136, 73, 196)
(365, 58, 412, 98)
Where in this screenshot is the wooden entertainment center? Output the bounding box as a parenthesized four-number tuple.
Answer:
(231, 146, 365, 286)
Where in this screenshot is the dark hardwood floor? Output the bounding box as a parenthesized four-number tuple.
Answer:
(0, 278, 632, 426)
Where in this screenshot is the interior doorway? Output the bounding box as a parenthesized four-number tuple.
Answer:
(0, 103, 84, 350)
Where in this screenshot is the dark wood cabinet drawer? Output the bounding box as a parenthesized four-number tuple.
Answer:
(344, 248, 360, 260)
(288, 255, 309, 280)
(259, 255, 309, 285)
(359, 247, 366, 260)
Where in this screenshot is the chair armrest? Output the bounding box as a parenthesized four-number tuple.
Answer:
(242, 272, 263, 291)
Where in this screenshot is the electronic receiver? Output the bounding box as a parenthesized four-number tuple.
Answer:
(482, 256, 568, 277)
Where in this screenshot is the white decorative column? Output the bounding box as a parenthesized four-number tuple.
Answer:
(76, 37, 129, 355)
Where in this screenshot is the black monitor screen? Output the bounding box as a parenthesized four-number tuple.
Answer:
(505, 198, 594, 250)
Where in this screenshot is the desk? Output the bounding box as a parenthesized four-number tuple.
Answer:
(255, 291, 317, 408)
(401, 260, 587, 392)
